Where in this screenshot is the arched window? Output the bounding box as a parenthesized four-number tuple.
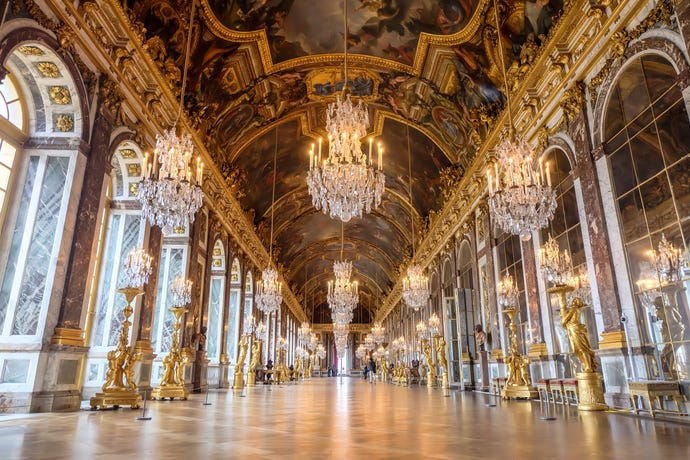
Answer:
(89, 144, 146, 351)
(244, 270, 254, 320)
(226, 258, 241, 362)
(0, 75, 25, 222)
(442, 258, 460, 382)
(0, 44, 81, 341)
(603, 53, 690, 381)
(206, 240, 225, 361)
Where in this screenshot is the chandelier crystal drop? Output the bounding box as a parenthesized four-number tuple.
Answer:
(256, 267, 283, 314)
(487, 137, 557, 241)
(402, 264, 430, 310)
(138, 129, 204, 234)
(122, 247, 153, 289)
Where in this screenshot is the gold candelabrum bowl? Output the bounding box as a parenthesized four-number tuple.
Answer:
(501, 308, 538, 400)
(151, 306, 190, 400)
(90, 286, 144, 410)
(548, 283, 608, 411)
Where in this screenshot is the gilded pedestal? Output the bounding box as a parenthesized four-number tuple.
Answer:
(90, 287, 143, 410)
(576, 371, 608, 411)
(151, 307, 189, 401)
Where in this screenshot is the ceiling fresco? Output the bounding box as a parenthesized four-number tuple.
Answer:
(126, 0, 568, 319)
(207, 0, 482, 65)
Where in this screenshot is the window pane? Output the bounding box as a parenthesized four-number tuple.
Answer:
(0, 157, 39, 330)
(639, 172, 674, 233)
(618, 59, 650, 123)
(629, 123, 664, 184)
(656, 101, 690, 165)
(107, 214, 142, 346)
(604, 86, 625, 141)
(12, 156, 70, 335)
(669, 157, 690, 221)
(206, 278, 223, 360)
(91, 214, 122, 347)
(617, 190, 645, 243)
(642, 55, 677, 104)
(609, 144, 636, 197)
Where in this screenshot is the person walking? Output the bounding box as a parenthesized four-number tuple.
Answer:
(368, 357, 377, 383)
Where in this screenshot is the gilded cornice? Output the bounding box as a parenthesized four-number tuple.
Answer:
(378, 0, 669, 321)
(40, 0, 308, 322)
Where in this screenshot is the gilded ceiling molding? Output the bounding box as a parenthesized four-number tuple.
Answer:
(199, 0, 490, 77)
(38, 0, 309, 322)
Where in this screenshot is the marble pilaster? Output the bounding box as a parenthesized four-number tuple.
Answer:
(568, 111, 623, 338)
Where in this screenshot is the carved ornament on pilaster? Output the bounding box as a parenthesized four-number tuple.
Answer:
(560, 81, 587, 123)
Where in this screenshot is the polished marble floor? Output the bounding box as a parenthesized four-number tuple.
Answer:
(1, 378, 689, 459)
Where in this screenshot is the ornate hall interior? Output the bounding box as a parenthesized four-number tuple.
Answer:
(1, 0, 690, 457)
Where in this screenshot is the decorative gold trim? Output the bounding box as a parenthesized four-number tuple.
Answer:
(51, 327, 86, 347)
(199, 0, 490, 77)
(598, 331, 628, 350)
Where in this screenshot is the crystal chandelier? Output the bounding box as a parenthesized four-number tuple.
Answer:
(328, 260, 359, 313)
(371, 322, 385, 344)
(305, 0, 385, 222)
(122, 247, 153, 289)
(428, 313, 441, 337)
(138, 4, 203, 234)
(403, 264, 430, 310)
(170, 274, 193, 308)
(416, 320, 429, 339)
(649, 233, 688, 284)
(316, 344, 327, 361)
(256, 128, 283, 314)
(487, 137, 557, 241)
(497, 273, 519, 309)
(485, 1, 556, 242)
(401, 126, 429, 309)
(364, 334, 375, 351)
(538, 236, 572, 286)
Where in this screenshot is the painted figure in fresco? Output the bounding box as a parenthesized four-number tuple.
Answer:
(510, 0, 564, 53)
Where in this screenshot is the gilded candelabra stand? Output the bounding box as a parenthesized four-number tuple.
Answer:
(549, 284, 608, 411)
(501, 308, 538, 399)
(90, 247, 152, 410)
(90, 287, 144, 410)
(151, 306, 190, 400)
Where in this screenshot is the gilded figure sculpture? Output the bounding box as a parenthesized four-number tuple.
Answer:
(235, 334, 250, 376)
(422, 338, 436, 386)
(561, 297, 597, 373)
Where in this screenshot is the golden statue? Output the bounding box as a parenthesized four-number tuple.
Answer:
(436, 337, 448, 373)
(422, 338, 436, 387)
(247, 338, 261, 386)
(561, 297, 597, 373)
(235, 334, 249, 376)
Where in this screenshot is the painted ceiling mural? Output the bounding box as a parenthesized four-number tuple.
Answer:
(126, 0, 568, 317)
(208, 0, 482, 65)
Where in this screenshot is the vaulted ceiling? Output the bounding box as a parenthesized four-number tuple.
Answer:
(127, 0, 563, 321)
